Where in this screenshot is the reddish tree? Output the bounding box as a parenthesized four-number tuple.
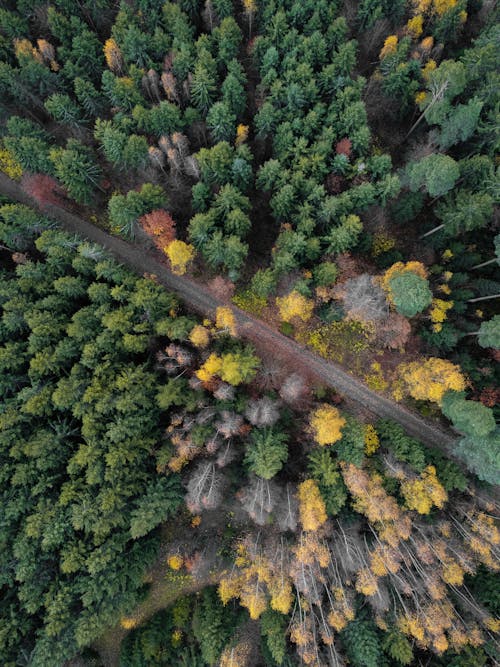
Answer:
(21, 173, 66, 209)
(478, 387, 500, 408)
(207, 276, 235, 302)
(139, 209, 176, 251)
(335, 138, 352, 157)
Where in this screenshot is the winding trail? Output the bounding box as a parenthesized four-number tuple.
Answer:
(0, 173, 457, 453)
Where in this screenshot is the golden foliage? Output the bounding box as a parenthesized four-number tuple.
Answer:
(355, 567, 379, 596)
(14, 38, 42, 63)
(433, 0, 458, 15)
(364, 424, 380, 455)
(293, 532, 330, 567)
(371, 232, 395, 257)
(430, 299, 453, 332)
(341, 464, 400, 524)
(276, 290, 314, 323)
(0, 145, 22, 180)
(189, 324, 210, 348)
(364, 362, 388, 392)
(269, 576, 293, 614)
(297, 479, 328, 531)
(215, 306, 237, 336)
(167, 554, 183, 570)
(415, 91, 428, 106)
(165, 240, 195, 275)
(400, 466, 448, 514)
(104, 38, 123, 73)
(407, 15, 424, 38)
(196, 353, 223, 383)
(243, 0, 257, 13)
(422, 59, 437, 81)
(120, 616, 138, 630)
(379, 35, 398, 59)
(235, 124, 249, 146)
(398, 357, 466, 404)
(219, 573, 243, 605)
(309, 404, 346, 446)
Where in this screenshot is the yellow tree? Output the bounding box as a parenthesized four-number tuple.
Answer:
(276, 290, 314, 323)
(189, 324, 210, 348)
(235, 124, 249, 146)
(379, 35, 398, 59)
(103, 38, 123, 73)
(165, 239, 195, 275)
(297, 479, 327, 531)
(400, 465, 448, 514)
(398, 357, 466, 404)
(196, 353, 223, 383)
(309, 404, 346, 446)
(216, 306, 237, 336)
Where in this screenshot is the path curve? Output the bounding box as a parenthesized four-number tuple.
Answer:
(0, 173, 457, 453)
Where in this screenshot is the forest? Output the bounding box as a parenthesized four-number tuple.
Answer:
(0, 0, 498, 666)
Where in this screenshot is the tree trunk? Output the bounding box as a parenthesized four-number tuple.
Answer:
(471, 257, 497, 270)
(468, 293, 500, 303)
(420, 223, 444, 239)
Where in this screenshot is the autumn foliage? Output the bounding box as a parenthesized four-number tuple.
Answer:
(165, 240, 195, 275)
(309, 404, 346, 446)
(398, 357, 466, 404)
(276, 290, 314, 323)
(139, 209, 176, 250)
(297, 479, 328, 531)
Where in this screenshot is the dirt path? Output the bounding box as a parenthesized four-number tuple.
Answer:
(0, 173, 457, 454)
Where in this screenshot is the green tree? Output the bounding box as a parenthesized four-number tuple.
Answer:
(477, 315, 500, 349)
(341, 618, 383, 667)
(244, 428, 289, 479)
(455, 430, 500, 485)
(324, 214, 363, 255)
(207, 101, 236, 142)
(382, 629, 413, 665)
(49, 140, 101, 205)
(74, 77, 105, 117)
(130, 477, 182, 539)
(423, 190, 494, 239)
(108, 184, 167, 238)
(442, 391, 496, 438)
(44, 93, 84, 127)
(377, 419, 426, 472)
(405, 153, 460, 198)
(190, 62, 217, 114)
(388, 271, 432, 317)
(307, 448, 347, 515)
(260, 609, 287, 665)
(192, 588, 237, 666)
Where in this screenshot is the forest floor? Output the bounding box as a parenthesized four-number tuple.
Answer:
(0, 172, 458, 454)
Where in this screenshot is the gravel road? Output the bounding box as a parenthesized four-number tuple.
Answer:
(0, 173, 457, 452)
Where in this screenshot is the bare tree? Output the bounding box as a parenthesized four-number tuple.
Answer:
(279, 373, 306, 404)
(245, 396, 281, 427)
(334, 273, 388, 323)
(275, 483, 299, 532)
(185, 461, 223, 513)
(239, 476, 280, 525)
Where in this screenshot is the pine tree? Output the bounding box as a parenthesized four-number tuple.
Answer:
(244, 428, 288, 480)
